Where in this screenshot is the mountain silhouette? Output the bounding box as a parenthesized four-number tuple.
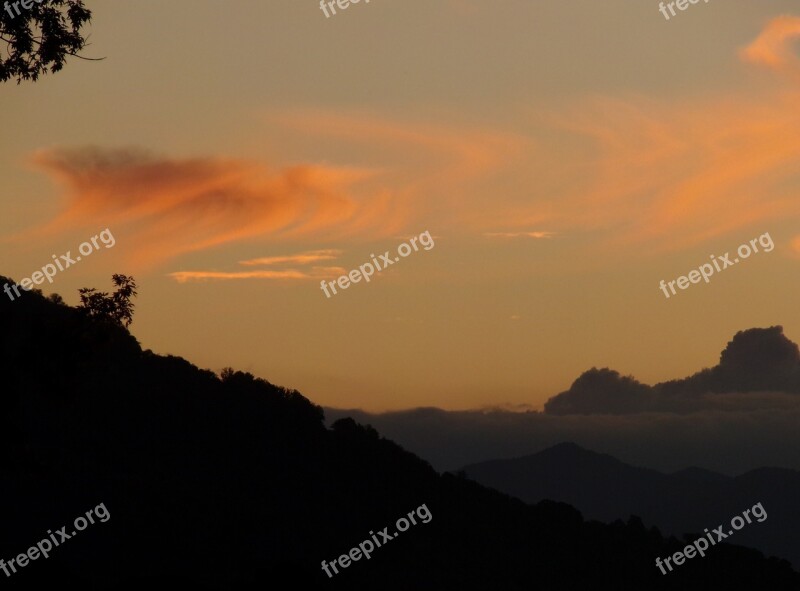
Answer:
(462, 442, 800, 569)
(1, 277, 798, 589)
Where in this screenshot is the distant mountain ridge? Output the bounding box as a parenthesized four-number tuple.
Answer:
(462, 442, 800, 569)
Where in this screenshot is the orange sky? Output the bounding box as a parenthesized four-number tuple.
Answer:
(2, 1, 800, 410)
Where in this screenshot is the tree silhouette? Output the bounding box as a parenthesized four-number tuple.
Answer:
(78, 273, 138, 327)
(48, 292, 66, 305)
(0, 0, 96, 83)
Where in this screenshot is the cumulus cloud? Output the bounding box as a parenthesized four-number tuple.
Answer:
(544, 327, 800, 415)
(544, 368, 653, 415)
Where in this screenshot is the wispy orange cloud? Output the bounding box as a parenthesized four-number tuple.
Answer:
(741, 15, 800, 76)
(24, 16, 800, 271)
(239, 249, 342, 266)
(546, 94, 800, 255)
(272, 110, 530, 185)
(27, 114, 530, 268)
(168, 266, 347, 283)
(484, 231, 556, 239)
(170, 248, 346, 283)
(489, 16, 800, 259)
(27, 147, 399, 268)
(268, 110, 534, 228)
(170, 270, 309, 282)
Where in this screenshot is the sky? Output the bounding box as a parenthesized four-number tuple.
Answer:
(2, 0, 800, 411)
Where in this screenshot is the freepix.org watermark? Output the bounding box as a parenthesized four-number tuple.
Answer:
(321, 503, 432, 578)
(3, 228, 116, 302)
(3, 0, 47, 20)
(319, 0, 370, 19)
(0, 502, 110, 578)
(655, 502, 767, 575)
(658, 0, 710, 21)
(658, 232, 773, 299)
(320, 231, 434, 299)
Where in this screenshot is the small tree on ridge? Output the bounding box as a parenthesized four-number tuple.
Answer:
(78, 274, 137, 327)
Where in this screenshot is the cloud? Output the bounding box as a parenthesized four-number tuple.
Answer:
(169, 247, 347, 283)
(25, 112, 531, 267)
(168, 266, 347, 283)
(269, 110, 534, 233)
(523, 92, 800, 257)
(543, 326, 800, 415)
(325, 403, 800, 475)
(544, 368, 654, 415)
(23, 18, 800, 269)
(271, 109, 531, 186)
(238, 249, 342, 266)
(169, 270, 310, 283)
(27, 147, 397, 268)
(484, 231, 556, 239)
(741, 15, 800, 76)
(486, 17, 800, 258)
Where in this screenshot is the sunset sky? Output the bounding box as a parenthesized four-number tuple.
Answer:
(2, 0, 800, 411)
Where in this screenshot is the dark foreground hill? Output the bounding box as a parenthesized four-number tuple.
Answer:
(1, 277, 798, 590)
(462, 442, 800, 569)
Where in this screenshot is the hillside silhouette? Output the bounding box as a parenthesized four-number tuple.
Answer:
(1, 276, 798, 589)
(462, 442, 800, 569)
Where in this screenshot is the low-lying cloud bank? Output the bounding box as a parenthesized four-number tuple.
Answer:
(326, 403, 800, 475)
(327, 327, 800, 475)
